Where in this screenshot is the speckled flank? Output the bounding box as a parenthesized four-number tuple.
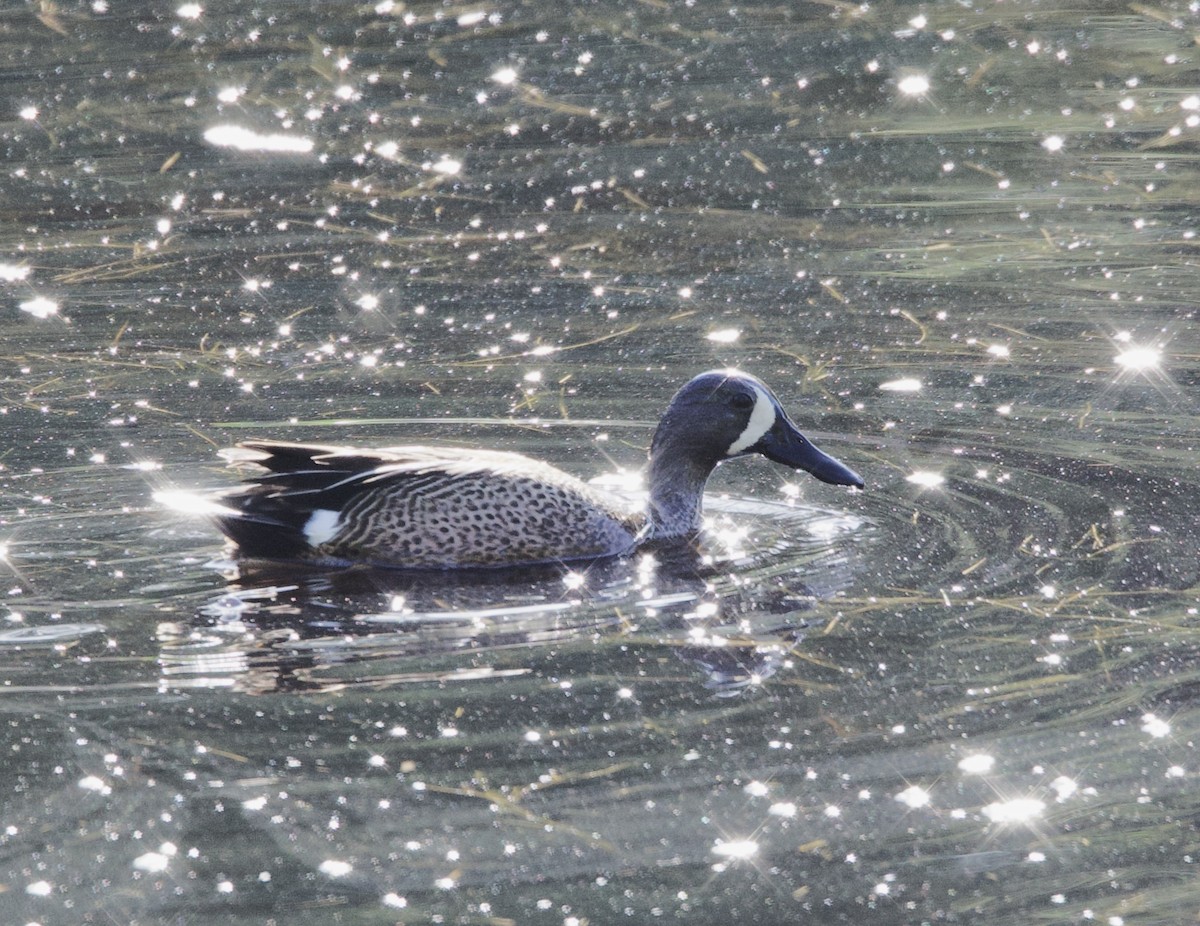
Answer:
(226, 444, 644, 568)
(326, 468, 640, 567)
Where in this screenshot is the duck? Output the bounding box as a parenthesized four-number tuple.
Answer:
(195, 370, 863, 569)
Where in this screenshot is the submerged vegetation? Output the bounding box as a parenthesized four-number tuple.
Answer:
(0, 0, 1198, 922)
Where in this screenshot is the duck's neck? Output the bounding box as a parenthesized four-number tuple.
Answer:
(645, 452, 719, 539)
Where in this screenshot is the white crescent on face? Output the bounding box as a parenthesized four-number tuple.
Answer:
(724, 383, 777, 456)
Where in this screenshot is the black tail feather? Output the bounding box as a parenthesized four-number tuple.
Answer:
(213, 442, 390, 558)
(215, 489, 316, 558)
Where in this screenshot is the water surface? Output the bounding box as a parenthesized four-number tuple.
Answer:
(2, 1, 1199, 923)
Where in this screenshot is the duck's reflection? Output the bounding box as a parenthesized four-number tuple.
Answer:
(157, 536, 826, 697)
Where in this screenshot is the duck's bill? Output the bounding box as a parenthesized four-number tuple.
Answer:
(755, 418, 864, 488)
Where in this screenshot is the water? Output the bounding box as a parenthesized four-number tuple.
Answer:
(2, 1, 1199, 922)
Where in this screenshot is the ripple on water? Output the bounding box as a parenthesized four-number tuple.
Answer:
(0, 623, 106, 644)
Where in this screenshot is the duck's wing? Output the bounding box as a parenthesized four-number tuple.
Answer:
(215, 441, 514, 553)
(228, 441, 559, 481)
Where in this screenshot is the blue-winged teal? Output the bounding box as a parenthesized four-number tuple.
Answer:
(199, 370, 863, 568)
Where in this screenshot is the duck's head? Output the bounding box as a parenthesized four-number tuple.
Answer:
(650, 369, 864, 488)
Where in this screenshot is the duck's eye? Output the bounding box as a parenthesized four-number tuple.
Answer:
(729, 392, 755, 411)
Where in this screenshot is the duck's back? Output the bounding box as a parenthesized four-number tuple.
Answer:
(217, 441, 643, 568)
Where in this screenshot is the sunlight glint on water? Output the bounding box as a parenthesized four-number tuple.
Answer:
(0, 1, 1198, 924)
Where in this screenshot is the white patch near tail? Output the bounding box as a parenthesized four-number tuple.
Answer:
(303, 509, 343, 546)
(725, 384, 776, 455)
